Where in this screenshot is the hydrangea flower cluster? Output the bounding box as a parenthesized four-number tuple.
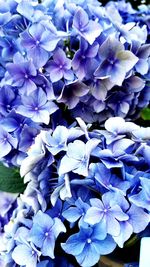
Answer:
(0, 117, 150, 267)
(0, 0, 149, 166)
(0, 0, 149, 266)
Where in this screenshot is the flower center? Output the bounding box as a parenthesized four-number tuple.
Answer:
(45, 232, 49, 237)
(34, 107, 39, 111)
(32, 250, 35, 255)
(6, 104, 11, 111)
(87, 238, 92, 244)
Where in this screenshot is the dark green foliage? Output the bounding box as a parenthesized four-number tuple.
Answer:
(141, 107, 150, 120)
(0, 164, 26, 193)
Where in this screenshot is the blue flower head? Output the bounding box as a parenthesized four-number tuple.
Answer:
(0, 0, 150, 266)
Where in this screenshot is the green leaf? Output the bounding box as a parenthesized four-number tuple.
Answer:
(141, 108, 150, 121)
(0, 163, 26, 193)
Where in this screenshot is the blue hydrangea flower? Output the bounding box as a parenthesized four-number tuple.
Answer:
(90, 163, 130, 194)
(6, 53, 37, 95)
(47, 199, 63, 219)
(29, 211, 66, 258)
(62, 224, 116, 267)
(18, 125, 40, 153)
(42, 124, 84, 156)
(62, 197, 90, 226)
(0, 191, 17, 234)
(58, 81, 89, 109)
(59, 138, 100, 176)
(72, 39, 99, 80)
(16, 88, 58, 124)
(46, 48, 74, 83)
(12, 242, 41, 267)
(94, 36, 138, 86)
(73, 8, 102, 45)
(42, 126, 68, 155)
(20, 23, 61, 68)
(84, 193, 129, 237)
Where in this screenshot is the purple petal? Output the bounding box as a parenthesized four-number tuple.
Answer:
(20, 31, 35, 48)
(86, 43, 99, 58)
(53, 48, 67, 65)
(64, 70, 74, 81)
(73, 8, 89, 30)
(137, 44, 150, 59)
(20, 79, 37, 95)
(29, 47, 49, 68)
(50, 68, 63, 83)
(16, 105, 33, 118)
(109, 63, 126, 86)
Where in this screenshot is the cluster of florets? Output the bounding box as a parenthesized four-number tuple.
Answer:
(1, 117, 150, 267)
(0, 0, 149, 166)
(0, 0, 150, 266)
